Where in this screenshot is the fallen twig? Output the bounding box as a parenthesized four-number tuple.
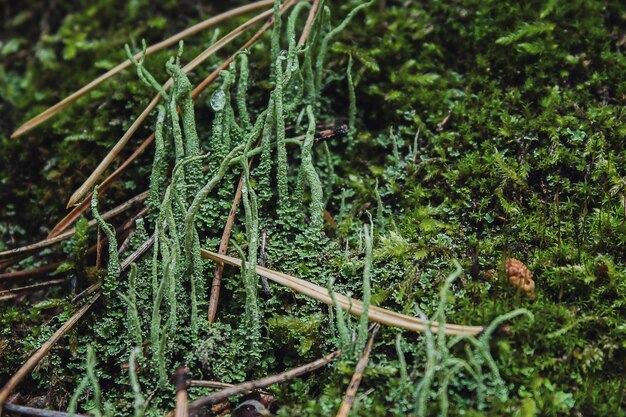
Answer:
(0, 292, 101, 410)
(2, 403, 87, 417)
(172, 367, 190, 417)
(0, 278, 66, 301)
(189, 381, 234, 389)
(10, 0, 275, 139)
(200, 250, 484, 335)
(48, 134, 154, 238)
(297, 0, 321, 46)
(335, 324, 380, 417)
(0, 261, 64, 283)
(188, 349, 341, 413)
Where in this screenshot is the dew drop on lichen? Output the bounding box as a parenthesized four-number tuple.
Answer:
(210, 89, 226, 111)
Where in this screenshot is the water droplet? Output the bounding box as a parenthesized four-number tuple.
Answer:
(210, 89, 226, 111)
(292, 80, 300, 93)
(289, 58, 299, 72)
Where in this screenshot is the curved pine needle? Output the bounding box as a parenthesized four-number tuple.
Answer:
(10, 0, 275, 139)
(66, 5, 283, 208)
(200, 250, 484, 336)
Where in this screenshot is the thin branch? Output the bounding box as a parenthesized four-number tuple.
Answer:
(298, 0, 321, 46)
(0, 261, 64, 282)
(200, 250, 484, 336)
(0, 292, 101, 409)
(335, 324, 380, 417)
(189, 381, 234, 389)
(2, 403, 87, 417)
(188, 349, 341, 412)
(0, 278, 66, 301)
(172, 367, 189, 417)
(10, 0, 275, 139)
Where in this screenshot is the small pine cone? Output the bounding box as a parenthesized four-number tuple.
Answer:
(507, 258, 535, 299)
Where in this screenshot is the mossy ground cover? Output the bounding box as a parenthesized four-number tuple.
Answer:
(1, 1, 625, 416)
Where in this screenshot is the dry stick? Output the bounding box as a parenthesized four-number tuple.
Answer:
(66, 5, 282, 208)
(172, 367, 190, 417)
(0, 261, 64, 282)
(10, 0, 275, 139)
(200, 250, 484, 336)
(188, 349, 341, 412)
(95, 226, 102, 269)
(0, 292, 101, 410)
(206, 0, 307, 322)
(0, 238, 103, 284)
(49, 132, 155, 238)
(189, 381, 234, 389)
(0, 191, 148, 262)
(0, 278, 66, 300)
(2, 403, 87, 417)
(335, 324, 380, 417)
(297, 0, 321, 46)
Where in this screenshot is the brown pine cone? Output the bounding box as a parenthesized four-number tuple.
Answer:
(506, 258, 536, 300)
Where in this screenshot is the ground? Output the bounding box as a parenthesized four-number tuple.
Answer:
(1, 1, 625, 416)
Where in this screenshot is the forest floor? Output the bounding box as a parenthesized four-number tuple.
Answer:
(1, 1, 625, 416)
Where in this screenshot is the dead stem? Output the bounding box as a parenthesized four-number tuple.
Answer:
(200, 250, 485, 336)
(2, 403, 87, 417)
(188, 349, 341, 413)
(335, 324, 380, 417)
(0, 278, 66, 301)
(298, 0, 321, 46)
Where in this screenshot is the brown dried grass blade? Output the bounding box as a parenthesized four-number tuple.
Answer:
(10, 0, 275, 139)
(335, 324, 380, 417)
(200, 250, 484, 336)
(0, 278, 66, 301)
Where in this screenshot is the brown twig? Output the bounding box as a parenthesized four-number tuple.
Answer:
(297, 0, 321, 46)
(189, 381, 235, 389)
(172, 367, 190, 417)
(0, 292, 101, 410)
(0, 261, 64, 283)
(200, 250, 485, 336)
(10, 0, 275, 139)
(2, 403, 87, 417)
(0, 278, 66, 301)
(48, 133, 155, 237)
(191, 0, 299, 99)
(95, 226, 102, 269)
(335, 324, 380, 417)
(258, 228, 271, 296)
(188, 349, 341, 413)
